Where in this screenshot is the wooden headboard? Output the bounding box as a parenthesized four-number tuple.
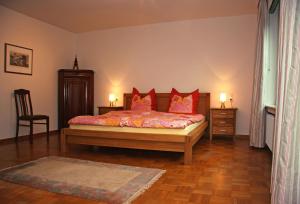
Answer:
(123, 93, 210, 120)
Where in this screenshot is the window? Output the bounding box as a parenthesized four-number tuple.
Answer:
(263, 3, 279, 106)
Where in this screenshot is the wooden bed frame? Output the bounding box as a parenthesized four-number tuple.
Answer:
(61, 93, 210, 164)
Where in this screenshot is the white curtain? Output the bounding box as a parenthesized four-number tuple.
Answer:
(271, 0, 300, 203)
(250, 0, 268, 148)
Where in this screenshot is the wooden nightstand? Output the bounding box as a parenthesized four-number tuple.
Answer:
(97, 106, 123, 115)
(210, 108, 237, 140)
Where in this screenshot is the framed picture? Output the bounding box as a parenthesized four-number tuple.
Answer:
(4, 43, 33, 75)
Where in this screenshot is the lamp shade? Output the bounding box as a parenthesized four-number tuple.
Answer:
(109, 93, 116, 102)
(220, 92, 227, 103)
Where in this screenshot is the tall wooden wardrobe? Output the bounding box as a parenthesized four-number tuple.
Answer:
(58, 69, 94, 129)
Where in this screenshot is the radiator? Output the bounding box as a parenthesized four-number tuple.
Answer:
(265, 113, 275, 152)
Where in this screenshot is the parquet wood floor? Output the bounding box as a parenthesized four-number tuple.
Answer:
(0, 133, 271, 204)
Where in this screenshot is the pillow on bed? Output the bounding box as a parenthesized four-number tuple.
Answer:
(168, 88, 199, 114)
(131, 87, 157, 111)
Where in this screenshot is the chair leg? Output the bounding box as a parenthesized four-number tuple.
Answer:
(15, 120, 19, 142)
(29, 120, 33, 144)
(46, 118, 49, 142)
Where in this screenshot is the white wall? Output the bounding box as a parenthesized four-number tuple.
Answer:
(77, 15, 257, 135)
(0, 5, 76, 139)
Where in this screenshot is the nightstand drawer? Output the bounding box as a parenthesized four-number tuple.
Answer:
(212, 110, 234, 118)
(213, 119, 234, 127)
(212, 127, 234, 135)
(98, 106, 123, 115)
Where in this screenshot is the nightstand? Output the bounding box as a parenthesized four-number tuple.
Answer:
(210, 108, 237, 140)
(97, 106, 123, 115)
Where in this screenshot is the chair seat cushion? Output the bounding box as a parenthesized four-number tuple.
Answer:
(20, 115, 49, 120)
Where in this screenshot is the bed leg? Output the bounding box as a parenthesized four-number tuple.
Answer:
(60, 129, 66, 153)
(184, 137, 192, 165)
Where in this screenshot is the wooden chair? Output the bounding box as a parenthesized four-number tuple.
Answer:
(14, 89, 49, 143)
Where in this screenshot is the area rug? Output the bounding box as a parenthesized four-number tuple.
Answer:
(0, 156, 165, 204)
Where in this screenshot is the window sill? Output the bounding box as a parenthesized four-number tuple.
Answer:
(265, 105, 276, 115)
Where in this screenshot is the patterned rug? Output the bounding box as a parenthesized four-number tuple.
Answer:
(0, 156, 165, 204)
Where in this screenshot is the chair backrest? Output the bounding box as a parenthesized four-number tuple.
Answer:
(14, 89, 33, 117)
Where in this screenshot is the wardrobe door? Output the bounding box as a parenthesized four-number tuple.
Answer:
(63, 77, 86, 127)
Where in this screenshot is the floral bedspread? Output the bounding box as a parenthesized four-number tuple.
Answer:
(68, 110, 204, 129)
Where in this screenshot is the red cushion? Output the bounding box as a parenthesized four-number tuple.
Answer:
(168, 88, 200, 114)
(131, 87, 157, 111)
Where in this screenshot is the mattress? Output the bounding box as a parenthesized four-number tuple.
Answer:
(69, 110, 204, 129)
(69, 119, 205, 136)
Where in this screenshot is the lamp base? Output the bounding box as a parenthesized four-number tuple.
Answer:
(220, 102, 225, 109)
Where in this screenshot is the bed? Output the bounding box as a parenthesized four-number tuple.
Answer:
(60, 92, 210, 164)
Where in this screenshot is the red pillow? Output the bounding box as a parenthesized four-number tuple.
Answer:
(131, 87, 157, 111)
(168, 88, 200, 114)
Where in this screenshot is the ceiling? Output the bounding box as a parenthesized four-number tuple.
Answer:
(0, 0, 257, 33)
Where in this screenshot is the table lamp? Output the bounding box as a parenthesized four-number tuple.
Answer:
(109, 93, 117, 107)
(220, 92, 226, 109)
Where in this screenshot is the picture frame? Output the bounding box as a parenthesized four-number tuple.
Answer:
(4, 43, 33, 75)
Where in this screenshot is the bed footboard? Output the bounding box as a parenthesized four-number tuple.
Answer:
(60, 121, 208, 165)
